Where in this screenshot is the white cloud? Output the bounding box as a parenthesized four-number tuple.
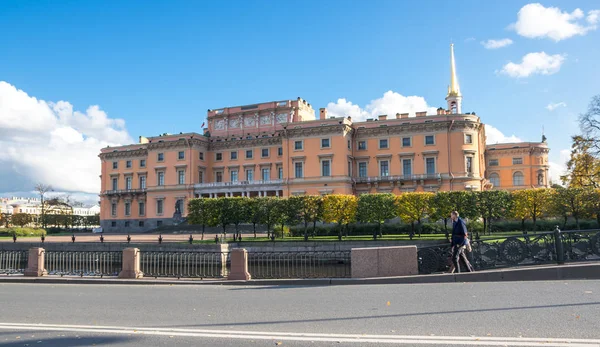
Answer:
(500, 52, 565, 78)
(548, 149, 571, 185)
(510, 3, 599, 41)
(484, 125, 522, 144)
(481, 38, 513, 49)
(0, 81, 133, 195)
(464, 37, 476, 43)
(546, 102, 567, 111)
(326, 91, 438, 122)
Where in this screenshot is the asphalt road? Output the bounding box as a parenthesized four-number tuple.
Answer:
(0, 281, 599, 346)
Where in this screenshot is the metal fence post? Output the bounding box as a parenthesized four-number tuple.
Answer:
(554, 226, 564, 265)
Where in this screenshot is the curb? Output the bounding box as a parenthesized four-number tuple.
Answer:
(1, 263, 598, 286)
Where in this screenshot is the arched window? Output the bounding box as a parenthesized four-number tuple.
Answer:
(513, 171, 524, 186)
(489, 173, 500, 188)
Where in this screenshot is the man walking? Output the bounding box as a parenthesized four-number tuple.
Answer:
(450, 211, 473, 273)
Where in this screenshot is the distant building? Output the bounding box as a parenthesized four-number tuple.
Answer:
(98, 44, 550, 232)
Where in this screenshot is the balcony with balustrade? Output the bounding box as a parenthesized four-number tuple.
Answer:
(100, 189, 147, 200)
(194, 179, 286, 198)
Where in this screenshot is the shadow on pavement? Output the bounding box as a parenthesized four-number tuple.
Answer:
(152, 301, 600, 328)
(0, 334, 133, 346)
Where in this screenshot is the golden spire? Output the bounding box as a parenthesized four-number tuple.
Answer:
(447, 43, 461, 97)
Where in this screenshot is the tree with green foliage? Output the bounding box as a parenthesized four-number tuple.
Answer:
(187, 198, 211, 239)
(271, 198, 301, 239)
(322, 194, 357, 240)
(476, 190, 512, 237)
(548, 189, 570, 229)
(228, 197, 251, 240)
(356, 193, 396, 240)
(0, 213, 11, 228)
(290, 195, 323, 241)
(395, 192, 434, 239)
(561, 135, 600, 188)
(257, 197, 278, 239)
(586, 189, 600, 227)
(447, 191, 478, 220)
(510, 189, 552, 232)
(11, 213, 32, 228)
(554, 187, 590, 230)
(429, 191, 453, 241)
(246, 198, 264, 238)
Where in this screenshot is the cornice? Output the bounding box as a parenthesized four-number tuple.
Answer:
(99, 148, 148, 160)
(284, 124, 353, 138)
(208, 136, 282, 151)
(354, 120, 482, 139)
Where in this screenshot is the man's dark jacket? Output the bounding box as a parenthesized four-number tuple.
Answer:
(451, 217, 468, 246)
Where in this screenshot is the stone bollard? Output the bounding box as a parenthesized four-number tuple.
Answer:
(118, 248, 143, 279)
(227, 248, 251, 281)
(24, 247, 47, 277)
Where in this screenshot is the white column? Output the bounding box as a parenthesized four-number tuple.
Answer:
(276, 190, 280, 197)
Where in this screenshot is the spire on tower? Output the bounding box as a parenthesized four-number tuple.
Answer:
(447, 43, 461, 98)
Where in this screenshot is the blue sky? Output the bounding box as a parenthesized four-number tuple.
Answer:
(1, 0, 599, 201)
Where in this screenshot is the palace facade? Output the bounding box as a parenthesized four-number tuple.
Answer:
(99, 45, 550, 232)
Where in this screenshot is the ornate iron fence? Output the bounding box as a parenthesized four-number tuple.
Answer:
(247, 251, 351, 279)
(0, 250, 27, 275)
(140, 251, 229, 279)
(418, 228, 600, 274)
(45, 251, 122, 277)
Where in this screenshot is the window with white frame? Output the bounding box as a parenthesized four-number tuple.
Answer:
(294, 162, 303, 178)
(230, 170, 238, 182)
(140, 159, 146, 168)
(262, 148, 269, 158)
(277, 147, 283, 156)
(425, 157, 436, 175)
(126, 160, 132, 168)
(357, 141, 367, 150)
(139, 176, 146, 189)
(111, 203, 117, 216)
(379, 160, 389, 176)
(513, 157, 523, 165)
(321, 138, 330, 148)
(157, 171, 165, 186)
(425, 135, 435, 145)
(215, 171, 223, 183)
(358, 162, 367, 178)
(125, 176, 132, 190)
(246, 169, 254, 181)
(231, 151, 238, 160)
(278, 166, 283, 179)
(402, 137, 411, 147)
(198, 171, 204, 183)
(321, 159, 331, 177)
(215, 153, 222, 161)
(465, 134, 473, 144)
(199, 152, 204, 160)
(178, 170, 185, 185)
(466, 156, 473, 174)
(513, 171, 524, 186)
(246, 150, 253, 159)
(489, 173, 500, 187)
(262, 168, 270, 181)
(157, 153, 164, 161)
(112, 161, 118, 169)
(178, 151, 185, 160)
(156, 199, 164, 215)
(138, 201, 145, 216)
(402, 158, 412, 177)
(294, 141, 303, 150)
(489, 159, 499, 166)
(111, 178, 118, 191)
(379, 139, 389, 149)
(125, 202, 131, 216)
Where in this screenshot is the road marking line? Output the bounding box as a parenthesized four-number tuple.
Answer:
(0, 323, 598, 346)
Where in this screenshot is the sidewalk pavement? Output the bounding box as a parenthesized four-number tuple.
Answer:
(1, 262, 598, 286)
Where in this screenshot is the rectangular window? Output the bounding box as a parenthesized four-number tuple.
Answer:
(125, 176, 132, 190)
(230, 151, 238, 160)
(111, 221, 116, 227)
(126, 160, 132, 168)
(425, 135, 435, 145)
(358, 141, 367, 150)
(347, 140, 351, 149)
(380, 161, 389, 177)
(358, 162, 367, 178)
(157, 171, 165, 186)
(489, 159, 499, 166)
(294, 141, 303, 150)
(157, 200, 163, 215)
(139, 176, 146, 189)
(262, 168, 270, 181)
(295, 162, 303, 178)
(216, 153, 222, 161)
(465, 134, 473, 144)
(125, 202, 131, 216)
(111, 178, 118, 191)
(261, 148, 269, 158)
(157, 153, 164, 161)
(199, 171, 204, 183)
(178, 151, 185, 160)
(111, 203, 117, 216)
(178, 170, 185, 185)
(216, 171, 223, 183)
(140, 159, 146, 168)
(246, 150, 253, 159)
(278, 167, 283, 179)
(426, 158, 436, 174)
(139, 202, 145, 216)
(321, 138, 330, 148)
(321, 160, 331, 177)
(246, 169, 254, 181)
(230, 170, 238, 182)
(157, 220, 163, 227)
(199, 152, 204, 160)
(379, 139, 389, 149)
(112, 161, 118, 169)
(466, 157, 473, 173)
(278, 147, 283, 156)
(402, 137, 411, 147)
(125, 221, 130, 228)
(513, 157, 523, 165)
(402, 159, 412, 177)
(139, 221, 144, 227)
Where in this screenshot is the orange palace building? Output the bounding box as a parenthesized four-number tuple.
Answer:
(99, 45, 550, 232)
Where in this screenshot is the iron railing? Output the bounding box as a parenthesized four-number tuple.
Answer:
(417, 228, 600, 274)
(45, 251, 122, 277)
(140, 251, 229, 279)
(0, 250, 27, 275)
(247, 251, 351, 279)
